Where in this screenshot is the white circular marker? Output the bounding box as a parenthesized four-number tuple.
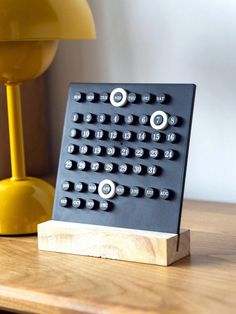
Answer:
(98, 179, 116, 199)
(110, 88, 128, 107)
(150, 110, 168, 130)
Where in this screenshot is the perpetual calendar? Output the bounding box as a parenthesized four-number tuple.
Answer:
(52, 83, 196, 234)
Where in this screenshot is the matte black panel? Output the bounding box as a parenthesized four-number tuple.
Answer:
(53, 83, 196, 234)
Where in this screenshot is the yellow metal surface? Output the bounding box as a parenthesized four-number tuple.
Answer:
(6, 84, 26, 179)
(1, 43, 58, 233)
(0, 177, 54, 235)
(0, 0, 96, 41)
(0, 41, 58, 83)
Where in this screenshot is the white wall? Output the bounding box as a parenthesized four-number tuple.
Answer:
(46, 0, 236, 203)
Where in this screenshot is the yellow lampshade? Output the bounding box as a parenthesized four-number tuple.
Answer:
(0, 0, 96, 41)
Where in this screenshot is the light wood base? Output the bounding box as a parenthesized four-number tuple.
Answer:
(38, 220, 190, 266)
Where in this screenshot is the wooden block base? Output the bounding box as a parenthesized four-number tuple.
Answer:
(38, 220, 190, 266)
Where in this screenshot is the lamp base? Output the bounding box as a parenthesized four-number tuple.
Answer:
(0, 177, 54, 235)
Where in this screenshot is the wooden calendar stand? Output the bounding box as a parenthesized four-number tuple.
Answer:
(38, 221, 190, 266)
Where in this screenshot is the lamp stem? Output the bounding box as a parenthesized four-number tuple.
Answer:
(6, 83, 26, 180)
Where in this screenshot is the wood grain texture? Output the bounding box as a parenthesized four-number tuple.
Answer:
(0, 77, 52, 179)
(38, 221, 190, 266)
(0, 200, 235, 314)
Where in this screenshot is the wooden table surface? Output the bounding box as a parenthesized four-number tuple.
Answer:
(0, 200, 235, 314)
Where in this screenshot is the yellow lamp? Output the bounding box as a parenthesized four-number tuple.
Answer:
(0, 0, 96, 235)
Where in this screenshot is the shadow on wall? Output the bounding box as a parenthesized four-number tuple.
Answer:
(87, 0, 173, 82)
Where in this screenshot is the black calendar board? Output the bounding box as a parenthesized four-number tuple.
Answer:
(53, 83, 196, 234)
